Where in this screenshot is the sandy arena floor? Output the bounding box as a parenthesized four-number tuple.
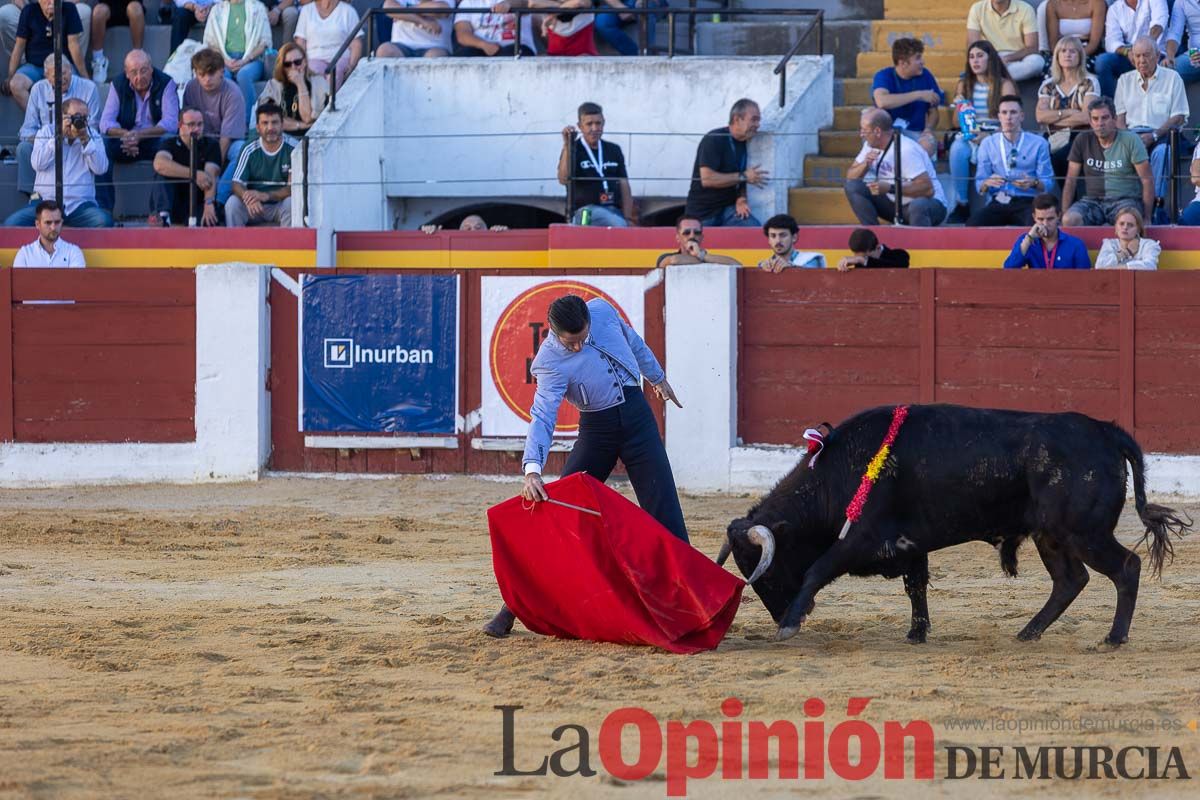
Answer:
(0, 476, 1198, 799)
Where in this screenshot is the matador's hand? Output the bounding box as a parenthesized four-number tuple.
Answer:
(654, 378, 682, 408)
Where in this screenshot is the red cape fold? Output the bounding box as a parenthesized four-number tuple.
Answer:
(487, 473, 744, 654)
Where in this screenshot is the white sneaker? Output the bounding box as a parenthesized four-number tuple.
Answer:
(91, 51, 109, 83)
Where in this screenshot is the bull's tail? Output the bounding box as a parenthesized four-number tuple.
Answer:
(1107, 423, 1192, 578)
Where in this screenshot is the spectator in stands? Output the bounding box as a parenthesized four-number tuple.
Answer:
(655, 215, 741, 267)
(1115, 35, 1187, 221)
(17, 53, 100, 196)
(90, 0, 145, 83)
(1062, 97, 1154, 226)
(949, 40, 1017, 216)
(1095, 206, 1160, 268)
(756, 214, 824, 271)
(1036, 35, 1099, 178)
(151, 106, 222, 226)
(97, 49, 179, 212)
(967, 0, 1045, 82)
(0, 1, 91, 72)
(1164, 0, 1200, 83)
(836, 228, 910, 271)
(203, 0, 271, 125)
(420, 215, 510, 232)
(1044, 0, 1106, 59)
(255, 41, 327, 137)
(1095, 0, 1167, 99)
(871, 37, 944, 158)
(542, 0, 597, 56)
(265, 0, 302, 46)
(558, 101, 633, 227)
(4, 97, 111, 227)
(684, 98, 766, 228)
(1, 0, 88, 112)
(1181, 144, 1200, 224)
(845, 107, 948, 227)
(595, 0, 658, 56)
(12, 200, 86, 267)
(296, 0, 361, 84)
(969, 95, 1055, 226)
(169, 0, 218, 57)
(453, 1, 536, 56)
(183, 46, 245, 165)
(377, 0, 452, 59)
(1003, 192, 1091, 269)
(227, 100, 294, 226)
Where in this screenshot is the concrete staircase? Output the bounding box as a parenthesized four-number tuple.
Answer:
(789, 0, 969, 223)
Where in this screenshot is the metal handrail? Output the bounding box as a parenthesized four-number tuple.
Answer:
(325, 7, 826, 111)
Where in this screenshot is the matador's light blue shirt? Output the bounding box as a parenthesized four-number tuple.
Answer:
(521, 298, 665, 473)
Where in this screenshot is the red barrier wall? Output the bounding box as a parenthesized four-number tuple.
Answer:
(0, 269, 196, 443)
(739, 269, 1200, 453)
(268, 269, 665, 474)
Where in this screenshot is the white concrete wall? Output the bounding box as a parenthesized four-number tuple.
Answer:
(302, 55, 833, 232)
(0, 264, 271, 486)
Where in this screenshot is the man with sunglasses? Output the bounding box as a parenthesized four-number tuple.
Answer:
(967, 95, 1054, 227)
(655, 215, 741, 268)
(483, 293, 687, 638)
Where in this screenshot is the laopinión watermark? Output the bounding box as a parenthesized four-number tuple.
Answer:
(495, 699, 1193, 796)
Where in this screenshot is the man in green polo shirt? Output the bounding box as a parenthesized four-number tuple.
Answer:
(1062, 97, 1155, 226)
(227, 100, 294, 227)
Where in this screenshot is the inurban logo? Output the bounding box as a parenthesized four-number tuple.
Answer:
(322, 337, 434, 369)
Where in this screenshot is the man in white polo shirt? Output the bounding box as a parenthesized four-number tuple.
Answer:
(966, 0, 1044, 81)
(12, 200, 86, 268)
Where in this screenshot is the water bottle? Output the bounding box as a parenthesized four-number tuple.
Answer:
(957, 101, 978, 143)
(580, 208, 591, 226)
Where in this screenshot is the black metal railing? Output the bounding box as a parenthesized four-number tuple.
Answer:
(324, 7, 825, 112)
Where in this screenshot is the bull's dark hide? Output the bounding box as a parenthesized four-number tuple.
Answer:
(723, 404, 1191, 647)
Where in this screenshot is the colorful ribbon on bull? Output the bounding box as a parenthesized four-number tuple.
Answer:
(839, 405, 909, 540)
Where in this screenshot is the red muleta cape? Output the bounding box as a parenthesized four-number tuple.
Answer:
(487, 473, 744, 653)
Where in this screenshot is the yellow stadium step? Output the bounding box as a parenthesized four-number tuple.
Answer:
(803, 156, 850, 187)
(819, 130, 867, 157)
(858, 49, 965, 77)
(789, 187, 858, 225)
(842, 76, 960, 105)
(871, 19, 969, 52)
(884, 0, 970, 20)
(834, 105, 955, 130)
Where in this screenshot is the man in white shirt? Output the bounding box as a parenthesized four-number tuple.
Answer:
(1096, 0, 1169, 98)
(16, 53, 100, 196)
(844, 107, 947, 227)
(12, 200, 86, 268)
(453, 0, 536, 55)
(1115, 35, 1188, 218)
(3, 97, 111, 227)
(1162, 0, 1200, 82)
(378, 0, 452, 58)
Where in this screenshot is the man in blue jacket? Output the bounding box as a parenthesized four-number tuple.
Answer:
(483, 294, 687, 638)
(1003, 193, 1091, 269)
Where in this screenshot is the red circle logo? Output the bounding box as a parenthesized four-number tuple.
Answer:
(489, 281, 631, 432)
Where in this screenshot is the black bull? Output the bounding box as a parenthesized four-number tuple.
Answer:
(720, 404, 1191, 646)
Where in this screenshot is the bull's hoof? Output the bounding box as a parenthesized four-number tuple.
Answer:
(1101, 634, 1128, 648)
(482, 608, 515, 639)
(775, 616, 806, 641)
(1016, 626, 1042, 642)
(906, 628, 928, 644)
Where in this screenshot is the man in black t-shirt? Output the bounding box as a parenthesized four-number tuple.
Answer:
(556, 101, 633, 227)
(150, 107, 222, 226)
(836, 228, 910, 271)
(684, 98, 768, 228)
(2, 0, 88, 113)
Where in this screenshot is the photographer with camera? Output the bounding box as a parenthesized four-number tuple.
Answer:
(4, 98, 112, 228)
(1003, 193, 1091, 269)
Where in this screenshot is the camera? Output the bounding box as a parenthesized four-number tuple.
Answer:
(68, 113, 88, 130)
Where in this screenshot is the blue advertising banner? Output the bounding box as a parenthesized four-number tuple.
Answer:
(300, 274, 458, 433)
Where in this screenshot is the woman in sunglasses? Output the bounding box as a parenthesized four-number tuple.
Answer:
(254, 41, 328, 138)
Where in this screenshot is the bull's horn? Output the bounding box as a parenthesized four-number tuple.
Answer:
(715, 536, 733, 566)
(745, 525, 776, 584)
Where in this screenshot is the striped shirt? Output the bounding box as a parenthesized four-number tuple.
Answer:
(231, 135, 297, 193)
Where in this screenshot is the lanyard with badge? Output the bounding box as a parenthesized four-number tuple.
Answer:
(994, 132, 1024, 205)
(578, 136, 612, 205)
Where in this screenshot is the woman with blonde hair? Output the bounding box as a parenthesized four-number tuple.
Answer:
(949, 40, 1017, 215)
(1096, 206, 1160, 270)
(1036, 35, 1099, 178)
(255, 41, 328, 137)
